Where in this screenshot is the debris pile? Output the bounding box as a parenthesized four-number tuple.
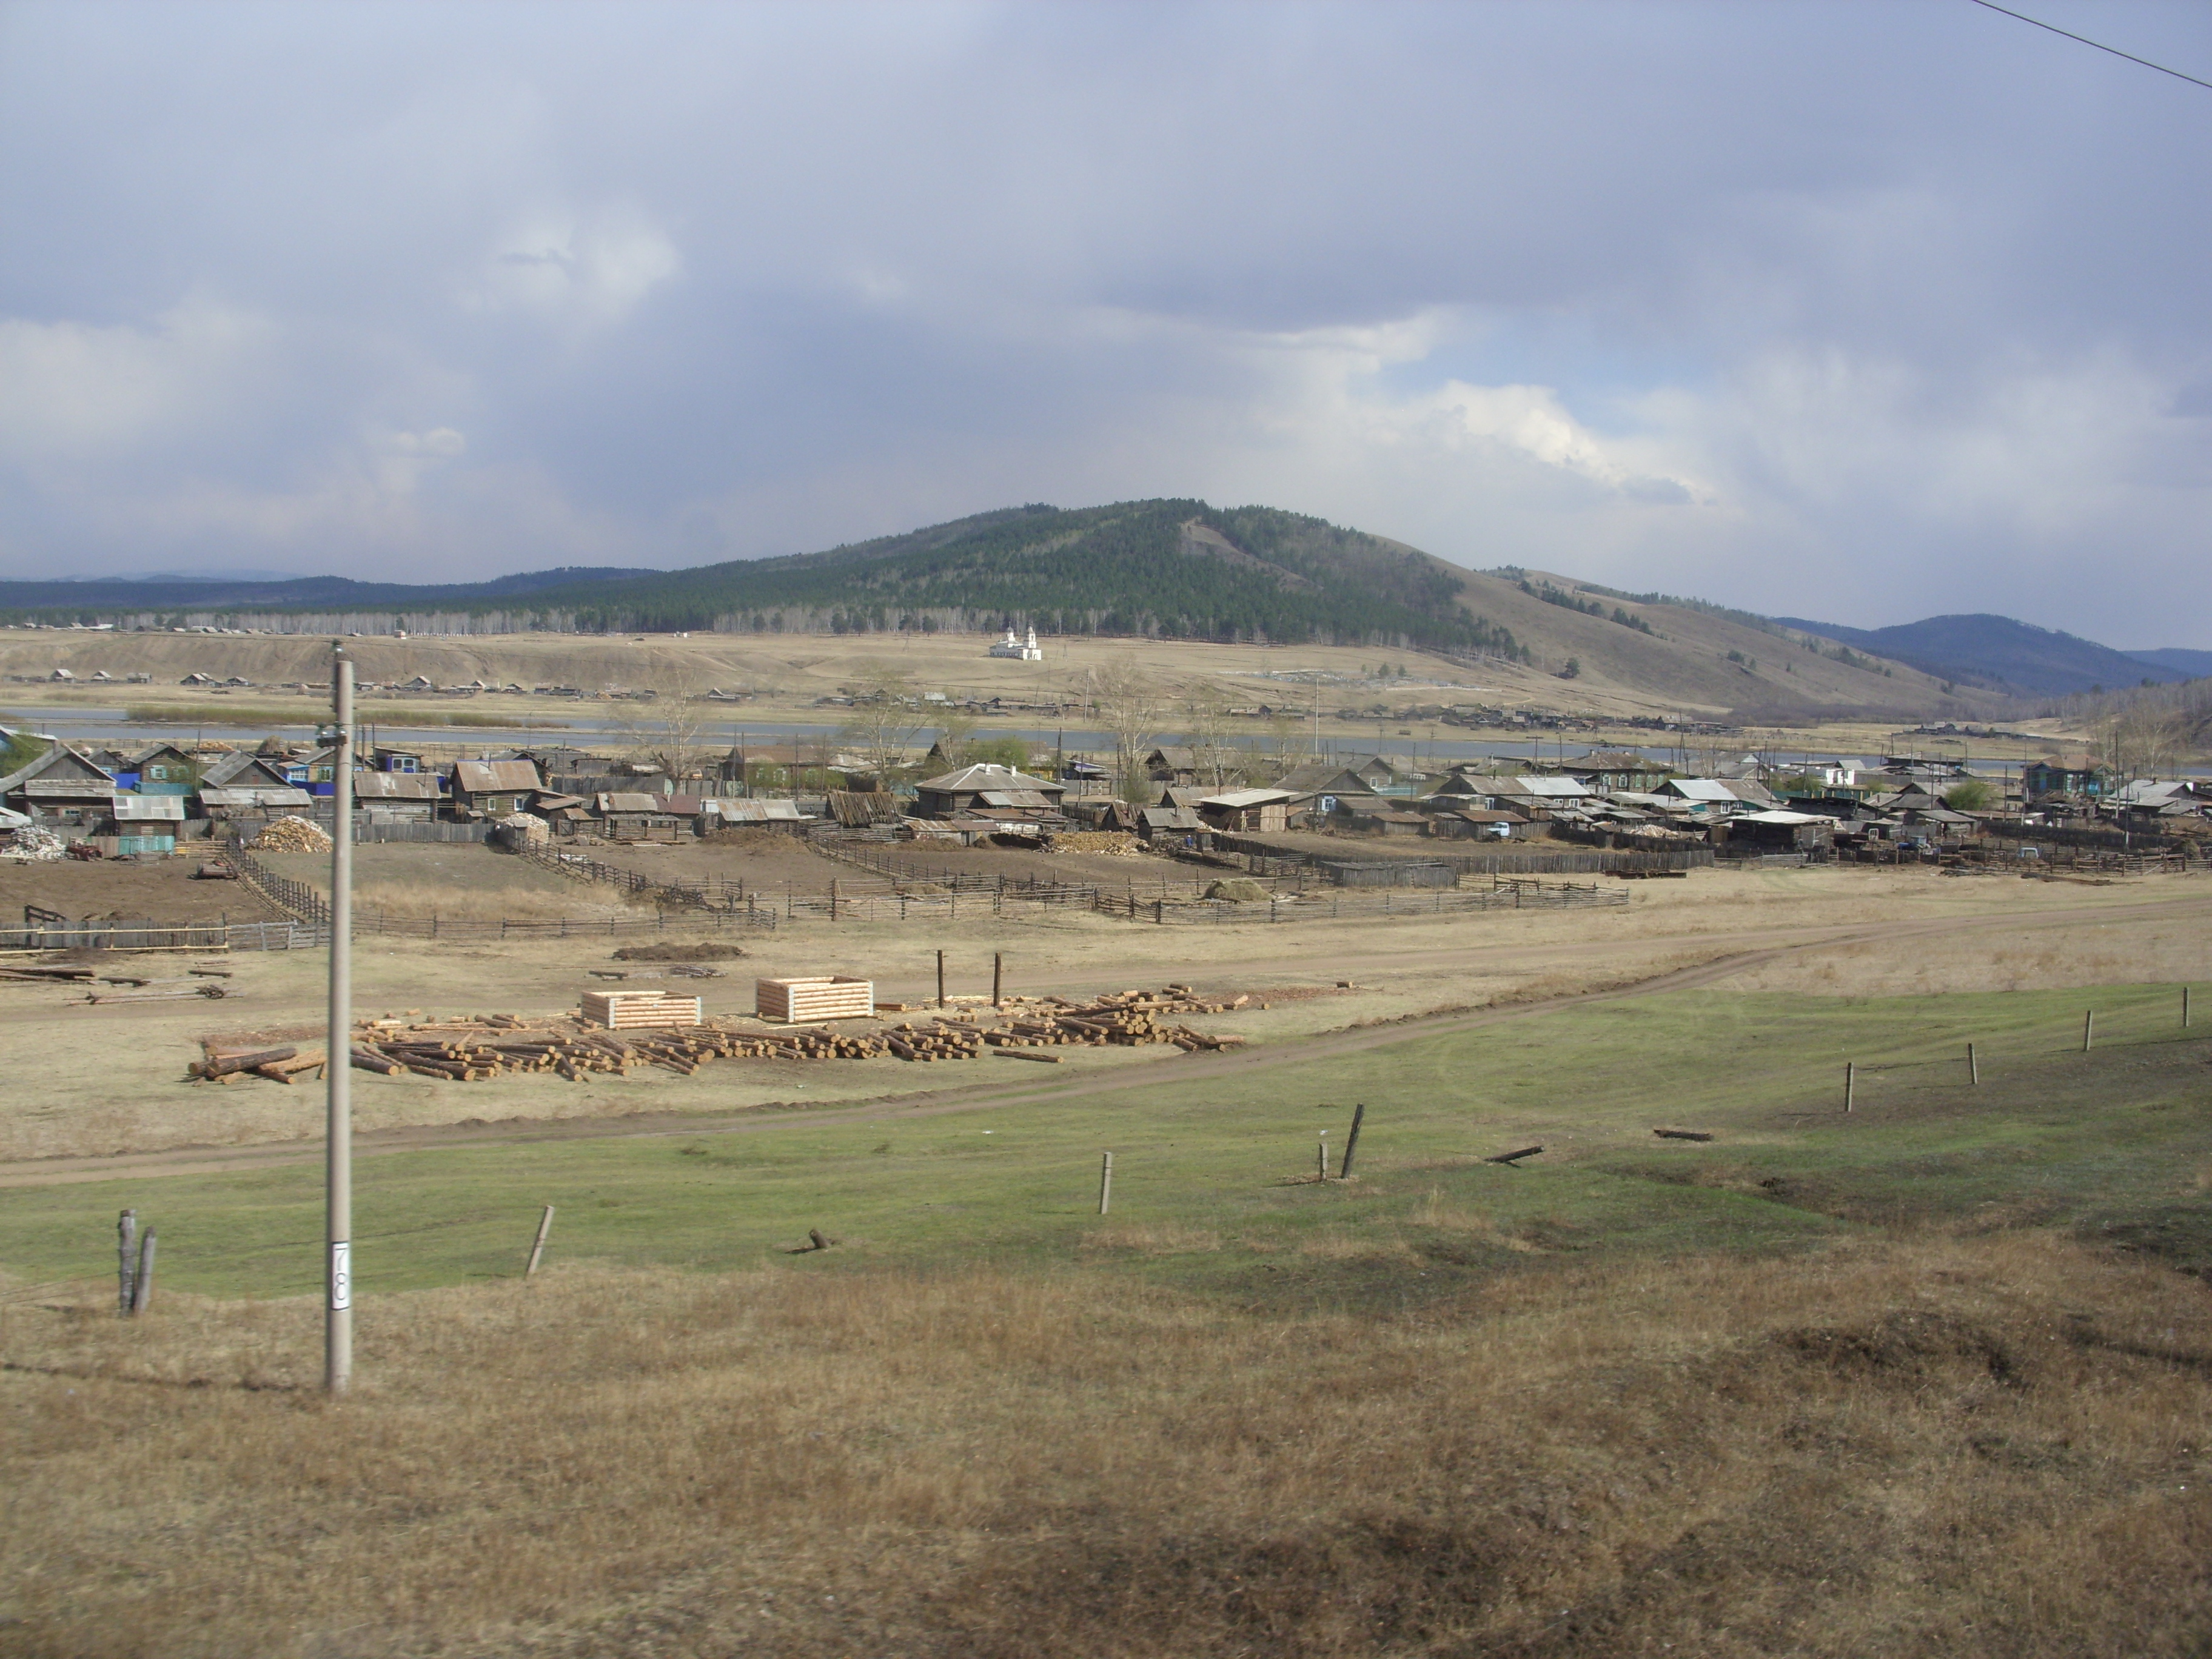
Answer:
(1045, 831, 1143, 857)
(2, 825, 67, 862)
(248, 816, 333, 853)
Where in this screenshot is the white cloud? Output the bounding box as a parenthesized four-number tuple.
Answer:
(0, 298, 279, 464)
(468, 209, 682, 327)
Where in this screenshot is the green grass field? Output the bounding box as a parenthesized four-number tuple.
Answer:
(5, 982, 2205, 1307)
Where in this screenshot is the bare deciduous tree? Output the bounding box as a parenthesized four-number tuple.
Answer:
(1182, 682, 1241, 790)
(838, 664, 925, 786)
(1093, 660, 1164, 803)
(617, 657, 716, 784)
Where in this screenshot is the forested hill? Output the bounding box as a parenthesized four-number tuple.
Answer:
(538, 501, 1524, 654)
(0, 502, 1530, 657)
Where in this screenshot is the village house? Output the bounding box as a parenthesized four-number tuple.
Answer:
(106, 793, 187, 853)
(911, 763, 1068, 824)
(1136, 803, 1205, 845)
(1429, 806, 1529, 840)
(196, 750, 315, 818)
(353, 770, 443, 822)
(0, 744, 117, 823)
(1196, 787, 1299, 834)
(1489, 774, 1593, 820)
(1563, 748, 1673, 793)
(1721, 809, 1838, 856)
(2023, 754, 2108, 800)
(1142, 745, 1200, 786)
(449, 759, 545, 819)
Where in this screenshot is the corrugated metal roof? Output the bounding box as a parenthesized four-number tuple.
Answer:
(1512, 776, 1590, 798)
(354, 771, 442, 799)
(199, 786, 315, 808)
(112, 794, 187, 820)
(916, 763, 1065, 794)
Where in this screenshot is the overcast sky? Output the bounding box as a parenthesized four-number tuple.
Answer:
(3, 1, 2210, 645)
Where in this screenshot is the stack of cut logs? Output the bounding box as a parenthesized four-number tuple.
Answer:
(984, 987, 1251, 1053)
(189, 1041, 327, 1085)
(315, 982, 1255, 1085)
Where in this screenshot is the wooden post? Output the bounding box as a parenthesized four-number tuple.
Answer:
(130, 1232, 156, 1315)
(1845, 1062, 1855, 1113)
(525, 1205, 555, 1278)
(993, 953, 1003, 1007)
(936, 950, 946, 1009)
(1339, 1102, 1366, 1179)
(1098, 1151, 1113, 1215)
(1317, 1133, 1329, 1183)
(2185, 986, 2192, 1028)
(1968, 1042, 1979, 1086)
(2083, 1010, 2094, 1053)
(830, 878, 839, 922)
(117, 1209, 138, 1318)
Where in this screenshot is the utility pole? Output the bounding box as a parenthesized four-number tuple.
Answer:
(326, 643, 355, 1395)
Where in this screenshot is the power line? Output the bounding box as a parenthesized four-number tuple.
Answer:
(1967, 0, 2212, 93)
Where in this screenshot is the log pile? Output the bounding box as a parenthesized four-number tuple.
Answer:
(306, 982, 1256, 1086)
(189, 1041, 327, 1085)
(247, 816, 333, 853)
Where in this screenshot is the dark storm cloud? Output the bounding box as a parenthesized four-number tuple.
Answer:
(2, 0, 2209, 642)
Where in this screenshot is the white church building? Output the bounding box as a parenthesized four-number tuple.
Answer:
(988, 625, 1044, 662)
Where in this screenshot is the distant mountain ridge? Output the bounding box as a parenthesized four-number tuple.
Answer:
(4, 500, 2196, 712)
(5, 566, 657, 611)
(0, 503, 1529, 657)
(2127, 647, 2212, 680)
(1771, 612, 2197, 698)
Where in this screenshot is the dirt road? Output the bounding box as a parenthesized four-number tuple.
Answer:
(6, 888, 2203, 1189)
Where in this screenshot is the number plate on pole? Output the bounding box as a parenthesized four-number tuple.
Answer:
(329, 1241, 351, 1311)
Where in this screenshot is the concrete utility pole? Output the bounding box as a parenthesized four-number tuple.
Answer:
(326, 645, 355, 1394)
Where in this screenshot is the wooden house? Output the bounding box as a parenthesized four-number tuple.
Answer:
(2023, 754, 2108, 800)
(0, 745, 118, 823)
(911, 764, 1067, 823)
(1564, 748, 1672, 793)
(115, 742, 200, 795)
(1430, 807, 1528, 840)
(450, 759, 545, 819)
(1196, 788, 1298, 834)
(353, 770, 443, 821)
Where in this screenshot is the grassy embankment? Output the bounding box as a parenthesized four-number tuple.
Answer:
(6, 980, 2212, 1657)
(4, 982, 2212, 1654)
(3, 982, 2204, 1301)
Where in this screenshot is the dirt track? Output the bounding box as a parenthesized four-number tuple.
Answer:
(7, 888, 2204, 1189)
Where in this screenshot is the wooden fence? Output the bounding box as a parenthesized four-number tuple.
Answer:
(1207, 833, 1712, 881)
(1093, 875, 1632, 925)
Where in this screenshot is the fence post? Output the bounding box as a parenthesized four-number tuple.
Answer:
(117, 1209, 138, 1318)
(1098, 1151, 1113, 1215)
(525, 1205, 555, 1278)
(2083, 1010, 2094, 1053)
(993, 953, 1003, 1007)
(1339, 1103, 1366, 1179)
(1845, 1062, 1855, 1113)
(1968, 1042, 1979, 1085)
(936, 950, 946, 1008)
(130, 1232, 156, 1315)
(2185, 986, 2193, 1028)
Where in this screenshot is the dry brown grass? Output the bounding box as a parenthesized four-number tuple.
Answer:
(6, 1230, 2212, 1657)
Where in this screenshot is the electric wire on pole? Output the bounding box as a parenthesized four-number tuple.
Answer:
(326, 643, 355, 1393)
